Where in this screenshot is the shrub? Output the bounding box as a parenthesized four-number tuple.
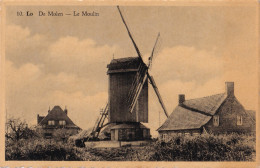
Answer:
(52, 128, 78, 142)
(148, 134, 255, 161)
(5, 138, 81, 160)
(5, 133, 255, 161)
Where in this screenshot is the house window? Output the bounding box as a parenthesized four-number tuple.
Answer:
(237, 115, 243, 125)
(213, 115, 219, 126)
(162, 134, 167, 141)
(59, 120, 66, 126)
(48, 120, 55, 125)
(44, 133, 52, 139)
(193, 133, 200, 136)
(184, 132, 190, 136)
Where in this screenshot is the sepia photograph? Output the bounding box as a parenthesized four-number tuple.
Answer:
(1, 1, 258, 166)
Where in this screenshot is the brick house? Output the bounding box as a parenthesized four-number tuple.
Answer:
(157, 82, 256, 141)
(37, 106, 81, 138)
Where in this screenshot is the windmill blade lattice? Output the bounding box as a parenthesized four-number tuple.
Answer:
(117, 6, 169, 118)
(127, 33, 161, 114)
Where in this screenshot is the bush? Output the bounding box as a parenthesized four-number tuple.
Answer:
(148, 134, 256, 161)
(5, 133, 255, 161)
(52, 129, 78, 142)
(5, 138, 81, 160)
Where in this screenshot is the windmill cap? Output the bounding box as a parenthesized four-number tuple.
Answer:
(108, 57, 140, 69)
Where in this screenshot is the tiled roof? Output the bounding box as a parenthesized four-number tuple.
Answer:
(39, 106, 80, 129)
(107, 57, 141, 70)
(158, 93, 227, 131)
(157, 106, 212, 131)
(183, 93, 226, 115)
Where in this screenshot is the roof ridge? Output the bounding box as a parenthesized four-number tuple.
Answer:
(183, 92, 227, 115)
(180, 104, 212, 116)
(185, 92, 225, 101)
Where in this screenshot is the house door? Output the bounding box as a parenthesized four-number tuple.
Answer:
(111, 130, 115, 140)
(115, 129, 119, 141)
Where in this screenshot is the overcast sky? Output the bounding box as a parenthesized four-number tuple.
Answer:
(5, 5, 257, 137)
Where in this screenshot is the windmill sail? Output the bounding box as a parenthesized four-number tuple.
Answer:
(117, 6, 144, 62)
(117, 6, 148, 114)
(147, 75, 169, 118)
(127, 32, 161, 114)
(128, 71, 148, 114)
(117, 6, 169, 118)
(148, 33, 160, 67)
(127, 63, 147, 104)
(128, 62, 146, 103)
(128, 33, 160, 110)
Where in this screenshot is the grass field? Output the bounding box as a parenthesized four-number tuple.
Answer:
(5, 133, 256, 161)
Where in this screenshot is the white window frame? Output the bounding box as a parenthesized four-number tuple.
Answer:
(48, 120, 55, 125)
(237, 115, 243, 125)
(184, 132, 190, 136)
(162, 134, 167, 141)
(213, 115, 219, 126)
(59, 120, 66, 126)
(193, 133, 200, 136)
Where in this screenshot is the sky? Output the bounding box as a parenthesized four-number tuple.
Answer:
(5, 5, 258, 137)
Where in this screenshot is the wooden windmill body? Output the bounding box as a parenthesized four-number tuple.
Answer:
(105, 7, 168, 141)
(88, 6, 169, 142)
(107, 57, 148, 123)
(107, 57, 150, 141)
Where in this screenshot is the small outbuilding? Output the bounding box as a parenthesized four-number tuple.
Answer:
(110, 122, 150, 141)
(157, 82, 255, 141)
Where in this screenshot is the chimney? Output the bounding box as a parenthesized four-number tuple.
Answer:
(225, 82, 234, 96)
(48, 106, 50, 113)
(37, 114, 40, 124)
(179, 94, 185, 105)
(64, 106, 68, 115)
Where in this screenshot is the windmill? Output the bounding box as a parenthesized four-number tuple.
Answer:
(85, 6, 169, 142)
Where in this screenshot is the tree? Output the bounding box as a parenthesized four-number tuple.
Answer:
(5, 118, 37, 141)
